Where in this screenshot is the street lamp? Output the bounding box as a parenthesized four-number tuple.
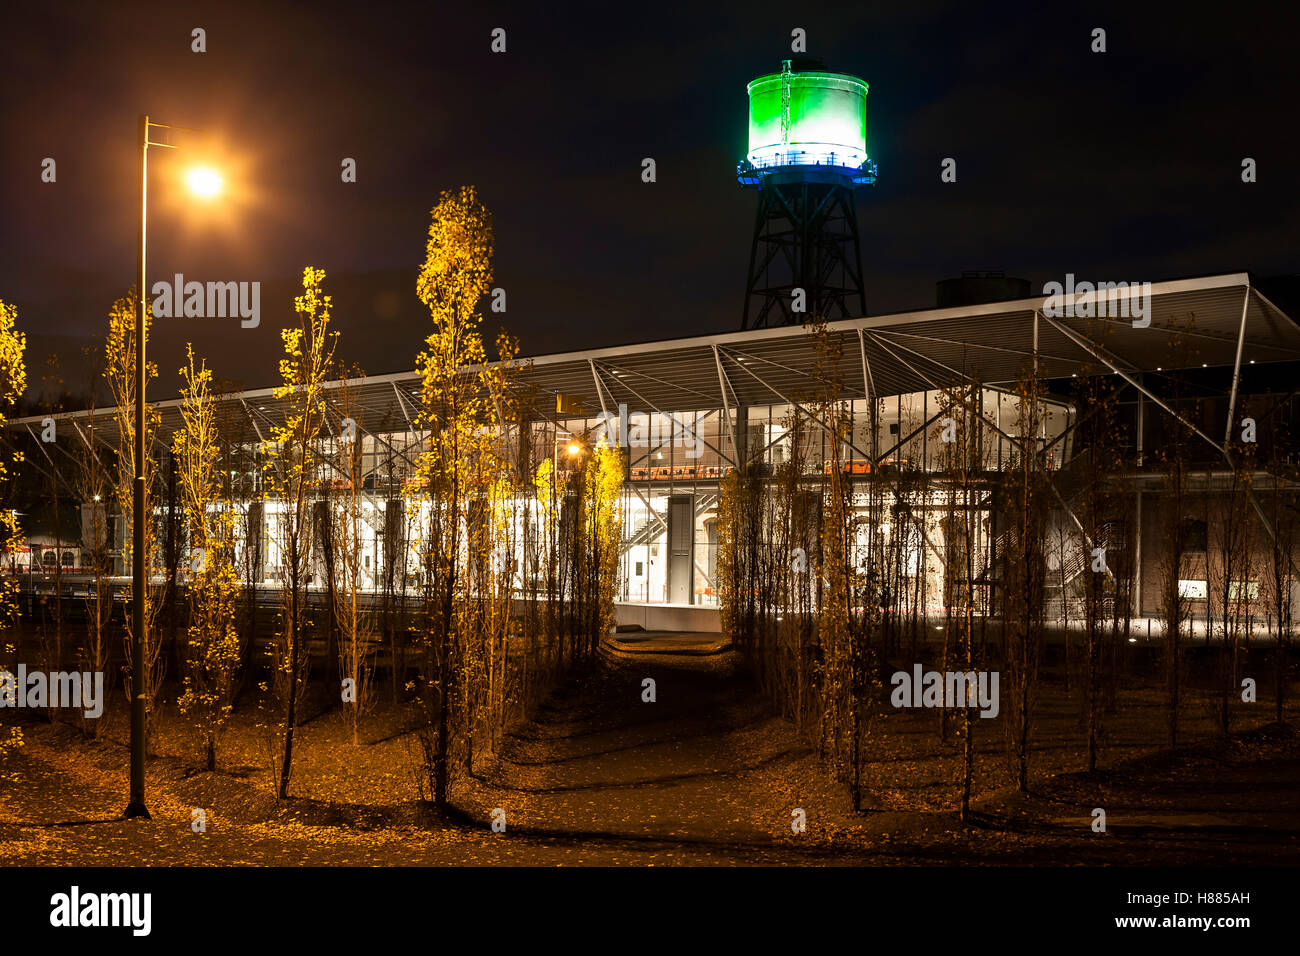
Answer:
(186, 167, 223, 198)
(126, 115, 221, 820)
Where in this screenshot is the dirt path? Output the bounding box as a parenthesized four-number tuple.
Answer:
(4, 632, 1300, 865)
(481, 634, 813, 848)
(0, 633, 841, 865)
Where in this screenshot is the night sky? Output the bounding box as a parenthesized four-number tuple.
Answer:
(2, 0, 1297, 400)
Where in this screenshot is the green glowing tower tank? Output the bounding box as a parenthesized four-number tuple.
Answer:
(737, 59, 877, 330)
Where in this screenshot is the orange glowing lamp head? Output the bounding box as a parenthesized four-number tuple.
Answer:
(186, 167, 223, 198)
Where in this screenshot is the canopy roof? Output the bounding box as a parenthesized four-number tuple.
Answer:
(11, 272, 1298, 454)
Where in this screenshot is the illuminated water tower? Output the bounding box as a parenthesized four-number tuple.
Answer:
(737, 59, 877, 330)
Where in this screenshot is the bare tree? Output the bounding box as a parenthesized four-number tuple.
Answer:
(1074, 370, 1124, 773)
(1212, 417, 1255, 736)
(1157, 415, 1192, 750)
(718, 464, 764, 666)
(174, 346, 241, 770)
(105, 291, 165, 754)
(1002, 366, 1047, 791)
(36, 353, 68, 719)
(809, 324, 881, 811)
(934, 380, 987, 822)
(72, 347, 114, 737)
(330, 371, 376, 745)
(264, 267, 338, 798)
(1261, 406, 1297, 725)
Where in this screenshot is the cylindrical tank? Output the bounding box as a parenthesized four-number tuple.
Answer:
(747, 61, 869, 172)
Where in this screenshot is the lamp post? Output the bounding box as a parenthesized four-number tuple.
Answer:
(125, 115, 221, 820)
(125, 114, 149, 819)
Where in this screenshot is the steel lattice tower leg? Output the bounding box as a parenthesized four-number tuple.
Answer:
(741, 179, 867, 330)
